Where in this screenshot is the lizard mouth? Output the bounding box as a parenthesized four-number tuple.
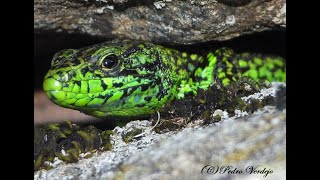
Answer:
(43, 76, 159, 112)
(43, 78, 65, 103)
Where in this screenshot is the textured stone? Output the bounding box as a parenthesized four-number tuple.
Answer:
(34, 0, 286, 44)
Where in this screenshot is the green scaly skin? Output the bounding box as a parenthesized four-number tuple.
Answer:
(43, 41, 286, 119)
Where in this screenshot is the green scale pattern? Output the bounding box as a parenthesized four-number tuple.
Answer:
(43, 41, 286, 119)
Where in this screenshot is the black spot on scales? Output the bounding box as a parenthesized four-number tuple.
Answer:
(79, 46, 101, 63)
(125, 84, 140, 96)
(87, 83, 90, 93)
(113, 82, 123, 88)
(156, 83, 167, 100)
(119, 69, 140, 76)
(67, 73, 72, 81)
(58, 63, 72, 68)
(122, 46, 142, 58)
(101, 94, 114, 105)
(89, 65, 100, 72)
(81, 66, 89, 75)
(140, 84, 149, 91)
(74, 81, 81, 87)
(155, 50, 160, 61)
(101, 81, 108, 90)
(144, 96, 152, 102)
(62, 83, 69, 88)
(96, 94, 108, 99)
(136, 104, 146, 108)
(69, 58, 80, 66)
(50, 93, 57, 101)
(239, 67, 250, 75)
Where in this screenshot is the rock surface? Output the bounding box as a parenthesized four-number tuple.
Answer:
(34, 83, 286, 180)
(34, 0, 286, 44)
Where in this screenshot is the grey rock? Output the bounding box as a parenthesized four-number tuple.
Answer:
(107, 107, 286, 180)
(34, 0, 286, 44)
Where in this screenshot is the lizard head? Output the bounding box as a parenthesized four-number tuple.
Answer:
(43, 41, 178, 119)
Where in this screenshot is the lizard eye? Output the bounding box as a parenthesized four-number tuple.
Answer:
(101, 54, 118, 69)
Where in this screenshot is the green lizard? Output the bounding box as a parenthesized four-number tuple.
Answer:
(43, 41, 286, 119)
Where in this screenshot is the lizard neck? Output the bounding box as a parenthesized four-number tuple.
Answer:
(175, 51, 217, 99)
